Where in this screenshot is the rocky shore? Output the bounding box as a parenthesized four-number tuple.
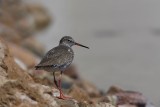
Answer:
(0, 0, 155, 107)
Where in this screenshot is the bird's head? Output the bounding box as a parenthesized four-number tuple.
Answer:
(59, 36, 89, 49)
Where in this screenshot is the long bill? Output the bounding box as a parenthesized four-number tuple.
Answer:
(75, 42, 89, 49)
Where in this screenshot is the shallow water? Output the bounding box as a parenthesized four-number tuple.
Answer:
(27, 0, 160, 106)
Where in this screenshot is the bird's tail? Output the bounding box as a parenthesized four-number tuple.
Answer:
(35, 65, 41, 70)
(35, 65, 52, 70)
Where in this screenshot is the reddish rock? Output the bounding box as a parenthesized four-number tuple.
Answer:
(107, 86, 124, 95)
(105, 86, 149, 107)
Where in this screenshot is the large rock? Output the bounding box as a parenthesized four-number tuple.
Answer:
(0, 39, 33, 81)
(0, 38, 115, 107)
(103, 86, 154, 107)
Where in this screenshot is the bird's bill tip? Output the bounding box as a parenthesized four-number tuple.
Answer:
(75, 42, 89, 49)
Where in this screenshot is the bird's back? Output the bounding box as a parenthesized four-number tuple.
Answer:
(35, 45, 74, 72)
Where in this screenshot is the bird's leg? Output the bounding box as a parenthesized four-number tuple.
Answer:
(53, 72, 58, 88)
(53, 71, 64, 99)
(57, 71, 66, 99)
(53, 71, 71, 99)
(57, 71, 72, 99)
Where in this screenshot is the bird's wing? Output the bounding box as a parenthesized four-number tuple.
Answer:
(36, 45, 73, 68)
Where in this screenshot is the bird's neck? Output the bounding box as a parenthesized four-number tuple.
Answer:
(59, 43, 71, 48)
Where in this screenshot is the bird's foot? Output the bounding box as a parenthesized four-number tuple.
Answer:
(56, 92, 72, 100)
(56, 95, 70, 100)
(52, 88, 72, 100)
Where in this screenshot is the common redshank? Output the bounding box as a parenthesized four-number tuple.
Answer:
(35, 36, 89, 99)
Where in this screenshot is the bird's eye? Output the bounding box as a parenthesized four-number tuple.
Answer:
(68, 40, 71, 42)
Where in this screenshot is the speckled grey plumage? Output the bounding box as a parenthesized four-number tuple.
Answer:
(35, 36, 89, 73)
(36, 45, 73, 72)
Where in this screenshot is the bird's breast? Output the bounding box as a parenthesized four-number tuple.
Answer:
(68, 48, 73, 53)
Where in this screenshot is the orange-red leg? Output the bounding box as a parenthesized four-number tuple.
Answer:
(57, 79, 72, 99)
(53, 71, 71, 100)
